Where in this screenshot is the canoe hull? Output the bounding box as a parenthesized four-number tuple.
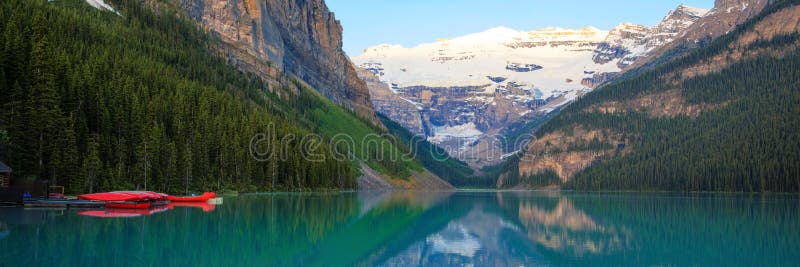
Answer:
(105, 202, 151, 209)
(167, 192, 216, 202)
(79, 191, 167, 202)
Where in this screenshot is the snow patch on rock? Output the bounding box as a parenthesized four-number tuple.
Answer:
(431, 123, 483, 138)
(85, 0, 119, 15)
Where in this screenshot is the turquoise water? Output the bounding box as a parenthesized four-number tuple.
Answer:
(1, 191, 799, 266)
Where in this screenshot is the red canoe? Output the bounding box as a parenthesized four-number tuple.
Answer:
(167, 192, 216, 202)
(105, 201, 151, 209)
(112, 191, 168, 201)
(79, 191, 168, 202)
(169, 202, 216, 212)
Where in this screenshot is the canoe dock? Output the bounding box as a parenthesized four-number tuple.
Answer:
(23, 199, 105, 209)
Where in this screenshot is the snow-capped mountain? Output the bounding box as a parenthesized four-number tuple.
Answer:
(355, 26, 614, 101)
(353, 5, 709, 167)
(355, 26, 615, 155)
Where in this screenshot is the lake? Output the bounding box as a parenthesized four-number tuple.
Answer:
(1, 191, 799, 266)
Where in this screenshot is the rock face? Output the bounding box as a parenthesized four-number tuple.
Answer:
(687, 0, 775, 44)
(592, 5, 708, 70)
(356, 68, 425, 135)
(628, 0, 775, 70)
(592, 23, 649, 65)
(170, 0, 377, 122)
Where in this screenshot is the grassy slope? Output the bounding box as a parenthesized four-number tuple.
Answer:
(295, 82, 425, 179)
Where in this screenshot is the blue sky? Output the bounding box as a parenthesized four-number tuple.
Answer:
(326, 0, 714, 56)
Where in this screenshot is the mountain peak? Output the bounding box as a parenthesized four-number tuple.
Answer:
(650, 4, 710, 41)
(676, 4, 711, 17)
(483, 26, 519, 34)
(469, 26, 523, 39)
(581, 26, 602, 32)
(610, 23, 648, 32)
(666, 4, 709, 20)
(531, 26, 601, 33)
(591, 4, 707, 69)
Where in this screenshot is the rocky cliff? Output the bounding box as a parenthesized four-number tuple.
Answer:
(589, 5, 708, 86)
(356, 68, 426, 135)
(683, 0, 775, 46)
(166, 0, 377, 122)
(628, 0, 775, 70)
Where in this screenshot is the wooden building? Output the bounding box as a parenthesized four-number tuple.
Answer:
(0, 162, 45, 204)
(0, 161, 10, 189)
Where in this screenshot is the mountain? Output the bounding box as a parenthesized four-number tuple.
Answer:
(0, 0, 453, 193)
(504, 0, 800, 191)
(144, 0, 454, 190)
(148, 0, 378, 123)
(146, 0, 456, 190)
(354, 27, 611, 168)
(353, 5, 706, 168)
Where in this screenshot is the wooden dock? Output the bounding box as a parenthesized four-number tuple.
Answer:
(23, 199, 105, 209)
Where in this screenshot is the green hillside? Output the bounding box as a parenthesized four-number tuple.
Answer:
(288, 80, 424, 179)
(0, 0, 423, 193)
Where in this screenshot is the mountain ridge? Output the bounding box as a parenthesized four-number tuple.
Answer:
(352, 4, 708, 168)
(626, 0, 776, 71)
(140, 0, 381, 124)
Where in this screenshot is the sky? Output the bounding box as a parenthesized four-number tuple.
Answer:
(325, 0, 714, 56)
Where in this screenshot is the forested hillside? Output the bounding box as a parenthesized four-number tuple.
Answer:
(509, 0, 800, 192)
(0, 0, 423, 193)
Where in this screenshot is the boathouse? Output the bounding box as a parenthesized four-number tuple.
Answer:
(0, 161, 10, 189)
(0, 162, 41, 204)
(0, 161, 14, 203)
(0, 162, 49, 204)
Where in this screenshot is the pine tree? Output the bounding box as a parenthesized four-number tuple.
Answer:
(182, 141, 193, 194)
(27, 11, 63, 179)
(83, 136, 102, 193)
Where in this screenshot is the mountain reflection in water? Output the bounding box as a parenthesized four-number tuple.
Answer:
(514, 197, 628, 256)
(0, 191, 798, 266)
